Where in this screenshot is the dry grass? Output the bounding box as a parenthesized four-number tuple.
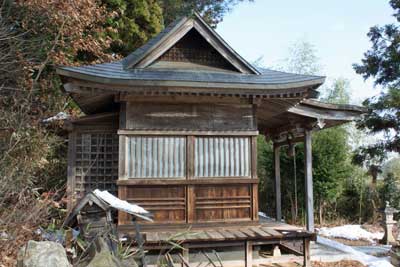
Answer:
(0, 190, 66, 267)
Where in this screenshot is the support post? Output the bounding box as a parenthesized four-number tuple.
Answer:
(303, 238, 311, 267)
(245, 241, 253, 267)
(180, 244, 189, 267)
(304, 130, 314, 232)
(274, 144, 282, 222)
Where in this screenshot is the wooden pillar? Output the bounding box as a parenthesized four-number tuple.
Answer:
(187, 136, 195, 223)
(303, 238, 311, 267)
(67, 131, 76, 211)
(245, 241, 253, 267)
(274, 144, 282, 222)
(304, 130, 314, 232)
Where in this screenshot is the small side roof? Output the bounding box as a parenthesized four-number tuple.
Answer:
(289, 99, 367, 121)
(260, 99, 366, 145)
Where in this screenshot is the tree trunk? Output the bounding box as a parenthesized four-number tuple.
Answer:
(289, 191, 295, 224)
(359, 189, 363, 224)
(319, 201, 324, 226)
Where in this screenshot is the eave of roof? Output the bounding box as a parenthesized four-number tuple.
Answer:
(56, 62, 326, 91)
(288, 99, 366, 121)
(300, 99, 368, 113)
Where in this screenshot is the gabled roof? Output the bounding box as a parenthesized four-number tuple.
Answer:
(122, 12, 260, 74)
(56, 13, 328, 114)
(57, 12, 326, 92)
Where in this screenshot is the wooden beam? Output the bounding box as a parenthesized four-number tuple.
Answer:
(116, 178, 259, 186)
(118, 129, 259, 136)
(304, 130, 314, 232)
(119, 94, 253, 105)
(274, 144, 282, 222)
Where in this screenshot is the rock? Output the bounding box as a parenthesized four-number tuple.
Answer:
(76, 237, 138, 267)
(121, 258, 138, 267)
(17, 240, 71, 267)
(86, 237, 138, 267)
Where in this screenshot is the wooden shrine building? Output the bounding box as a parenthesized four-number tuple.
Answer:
(57, 13, 365, 267)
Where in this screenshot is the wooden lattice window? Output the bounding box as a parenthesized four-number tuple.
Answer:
(74, 132, 118, 197)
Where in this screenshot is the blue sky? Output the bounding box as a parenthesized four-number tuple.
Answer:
(216, 1, 395, 104)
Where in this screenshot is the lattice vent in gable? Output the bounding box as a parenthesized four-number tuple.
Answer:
(157, 29, 238, 71)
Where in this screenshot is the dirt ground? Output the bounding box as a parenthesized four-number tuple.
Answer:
(329, 237, 372, 246)
(312, 260, 365, 267)
(261, 260, 365, 267)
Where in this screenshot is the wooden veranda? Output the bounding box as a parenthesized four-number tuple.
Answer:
(119, 218, 315, 267)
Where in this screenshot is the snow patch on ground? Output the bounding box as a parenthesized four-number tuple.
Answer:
(318, 225, 384, 243)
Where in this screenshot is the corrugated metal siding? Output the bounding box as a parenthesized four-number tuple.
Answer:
(126, 136, 186, 178)
(194, 137, 250, 177)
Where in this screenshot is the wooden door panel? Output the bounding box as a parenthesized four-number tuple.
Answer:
(194, 184, 252, 222)
(121, 185, 186, 224)
(119, 183, 255, 225)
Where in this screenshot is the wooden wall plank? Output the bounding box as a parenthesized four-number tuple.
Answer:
(124, 102, 256, 131)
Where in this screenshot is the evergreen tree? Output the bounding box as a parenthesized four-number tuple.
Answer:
(103, 0, 164, 56)
(158, 0, 253, 27)
(353, 0, 400, 162)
